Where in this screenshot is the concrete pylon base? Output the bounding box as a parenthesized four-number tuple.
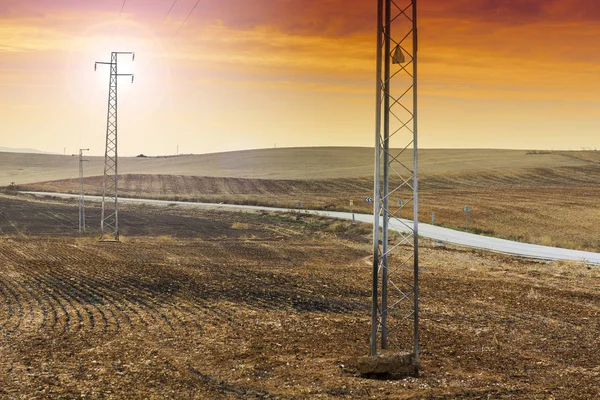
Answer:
(356, 352, 419, 378)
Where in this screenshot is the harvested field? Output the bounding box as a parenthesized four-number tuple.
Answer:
(4, 148, 600, 186)
(11, 147, 600, 251)
(0, 194, 599, 399)
(22, 169, 600, 252)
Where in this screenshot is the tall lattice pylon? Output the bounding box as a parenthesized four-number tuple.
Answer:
(78, 148, 89, 233)
(371, 0, 419, 366)
(95, 52, 134, 241)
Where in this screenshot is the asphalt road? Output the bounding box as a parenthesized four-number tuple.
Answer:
(21, 191, 600, 265)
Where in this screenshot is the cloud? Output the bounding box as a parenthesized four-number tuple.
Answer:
(1, 0, 600, 102)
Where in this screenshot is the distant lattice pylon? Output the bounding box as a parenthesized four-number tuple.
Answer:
(94, 52, 134, 241)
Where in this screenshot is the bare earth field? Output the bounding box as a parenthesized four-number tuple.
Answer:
(0, 194, 599, 399)
(19, 148, 600, 252)
(3, 147, 599, 186)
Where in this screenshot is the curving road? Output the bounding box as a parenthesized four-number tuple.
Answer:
(21, 191, 600, 265)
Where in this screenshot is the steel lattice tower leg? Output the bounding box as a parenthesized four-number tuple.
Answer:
(95, 52, 134, 241)
(371, 0, 419, 366)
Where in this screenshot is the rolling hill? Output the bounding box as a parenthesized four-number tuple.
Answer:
(2, 147, 600, 186)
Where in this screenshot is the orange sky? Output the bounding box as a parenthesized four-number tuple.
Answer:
(1, 0, 599, 156)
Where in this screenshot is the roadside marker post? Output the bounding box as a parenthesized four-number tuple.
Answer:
(464, 205, 470, 231)
(398, 200, 404, 219)
(365, 197, 373, 215)
(431, 213, 435, 225)
(350, 199, 355, 223)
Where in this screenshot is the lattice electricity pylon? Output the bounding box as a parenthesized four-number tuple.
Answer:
(371, 0, 419, 363)
(78, 148, 89, 233)
(95, 52, 134, 241)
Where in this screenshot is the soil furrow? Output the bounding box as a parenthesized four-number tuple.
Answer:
(17, 264, 78, 334)
(0, 278, 21, 332)
(31, 262, 121, 334)
(49, 269, 128, 332)
(29, 265, 100, 333)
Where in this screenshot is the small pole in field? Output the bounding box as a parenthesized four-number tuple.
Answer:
(78, 148, 90, 233)
(464, 205, 471, 231)
(432, 213, 435, 225)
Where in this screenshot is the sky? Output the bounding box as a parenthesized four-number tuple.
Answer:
(0, 0, 599, 156)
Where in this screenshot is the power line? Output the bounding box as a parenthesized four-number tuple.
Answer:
(119, 0, 127, 16)
(110, 0, 128, 42)
(172, 0, 200, 39)
(162, 0, 179, 23)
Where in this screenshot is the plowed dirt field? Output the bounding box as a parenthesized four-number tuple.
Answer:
(0, 194, 598, 399)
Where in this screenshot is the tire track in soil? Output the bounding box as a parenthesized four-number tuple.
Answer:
(0, 239, 245, 337)
(30, 261, 113, 334)
(55, 254, 189, 333)
(17, 257, 96, 335)
(69, 259, 195, 334)
(91, 267, 178, 332)
(43, 264, 133, 332)
(121, 261, 242, 331)
(0, 244, 62, 333)
(71, 245, 231, 332)
(0, 269, 51, 334)
(139, 262, 243, 330)
(0, 254, 53, 334)
(4, 242, 102, 334)
(0, 212, 27, 238)
(62, 254, 196, 333)
(17, 275, 51, 332)
(153, 241, 281, 327)
(17, 263, 78, 335)
(42, 211, 74, 232)
(104, 271, 190, 333)
(0, 278, 23, 333)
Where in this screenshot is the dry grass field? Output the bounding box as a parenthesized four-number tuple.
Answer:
(17, 147, 600, 252)
(3, 147, 598, 186)
(0, 194, 598, 399)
